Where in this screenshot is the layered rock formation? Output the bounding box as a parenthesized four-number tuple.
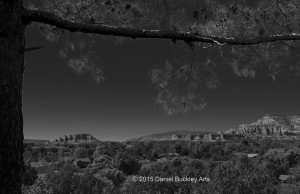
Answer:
(225, 114, 300, 135)
(130, 130, 212, 142)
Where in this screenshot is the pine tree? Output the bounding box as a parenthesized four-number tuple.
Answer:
(64, 135, 69, 142)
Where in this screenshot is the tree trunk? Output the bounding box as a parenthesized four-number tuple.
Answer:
(0, 0, 25, 193)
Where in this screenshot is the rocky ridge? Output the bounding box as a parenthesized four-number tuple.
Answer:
(225, 114, 300, 135)
(130, 130, 212, 142)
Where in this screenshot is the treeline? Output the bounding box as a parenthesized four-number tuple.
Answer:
(123, 138, 300, 161)
(55, 133, 98, 143)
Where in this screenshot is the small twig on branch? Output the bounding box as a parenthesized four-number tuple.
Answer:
(24, 46, 44, 52)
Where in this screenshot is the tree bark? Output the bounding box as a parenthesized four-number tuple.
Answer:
(0, 0, 25, 193)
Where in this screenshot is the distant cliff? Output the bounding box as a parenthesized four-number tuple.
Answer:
(225, 114, 300, 135)
(129, 130, 213, 142)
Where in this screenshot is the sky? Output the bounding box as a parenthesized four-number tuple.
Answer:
(23, 27, 300, 142)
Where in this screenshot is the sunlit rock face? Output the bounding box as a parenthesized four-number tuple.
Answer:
(225, 114, 300, 135)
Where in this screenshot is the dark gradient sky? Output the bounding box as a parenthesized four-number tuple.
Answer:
(23, 28, 300, 141)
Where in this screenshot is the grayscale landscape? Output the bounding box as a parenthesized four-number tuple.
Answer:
(1, 0, 300, 193)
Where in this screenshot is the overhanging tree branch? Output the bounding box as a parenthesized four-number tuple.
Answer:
(22, 9, 300, 46)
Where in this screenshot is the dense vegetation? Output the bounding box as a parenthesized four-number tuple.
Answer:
(22, 138, 300, 193)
